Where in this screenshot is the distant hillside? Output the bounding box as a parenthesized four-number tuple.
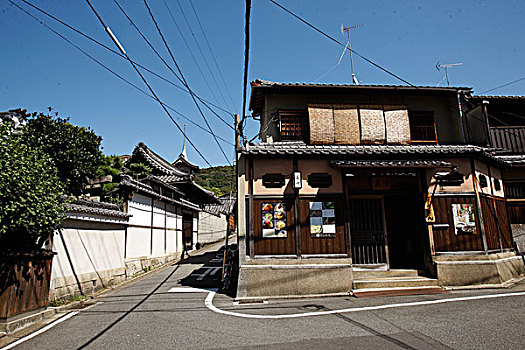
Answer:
(194, 165, 235, 197)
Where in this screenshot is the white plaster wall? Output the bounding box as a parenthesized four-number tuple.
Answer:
(51, 221, 125, 279)
(198, 211, 227, 243)
(152, 228, 165, 256)
(128, 193, 152, 226)
(126, 227, 151, 258)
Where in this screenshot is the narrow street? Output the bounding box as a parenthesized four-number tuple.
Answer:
(5, 244, 525, 350)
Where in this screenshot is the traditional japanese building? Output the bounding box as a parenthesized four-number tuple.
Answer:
(235, 80, 525, 299)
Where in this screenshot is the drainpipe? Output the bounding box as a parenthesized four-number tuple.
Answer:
(457, 92, 467, 144)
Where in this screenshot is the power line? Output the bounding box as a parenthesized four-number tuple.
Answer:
(175, 0, 230, 110)
(479, 77, 525, 94)
(188, 0, 236, 109)
(160, 0, 221, 108)
(84, 0, 215, 168)
(240, 0, 251, 132)
(10, 0, 233, 147)
(16, 0, 235, 118)
(142, 0, 232, 166)
(113, 0, 235, 132)
(267, 0, 414, 87)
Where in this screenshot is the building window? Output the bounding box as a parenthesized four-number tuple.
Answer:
(409, 111, 437, 143)
(307, 173, 332, 188)
(494, 179, 501, 192)
(279, 110, 308, 141)
(478, 174, 488, 188)
(262, 174, 285, 188)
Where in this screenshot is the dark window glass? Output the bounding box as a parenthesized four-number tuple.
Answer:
(307, 173, 333, 188)
(409, 111, 437, 143)
(262, 174, 285, 188)
(478, 174, 488, 188)
(494, 179, 501, 191)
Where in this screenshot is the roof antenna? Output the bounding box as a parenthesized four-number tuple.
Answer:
(436, 62, 463, 86)
(341, 23, 362, 85)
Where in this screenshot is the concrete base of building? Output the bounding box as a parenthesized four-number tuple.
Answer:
(434, 252, 525, 286)
(236, 258, 353, 299)
(124, 253, 181, 278)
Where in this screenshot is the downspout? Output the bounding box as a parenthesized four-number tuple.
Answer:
(457, 91, 467, 144)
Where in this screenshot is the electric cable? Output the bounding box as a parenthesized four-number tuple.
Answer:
(9, 0, 233, 147)
(84, 0, 215, 168)
(113, 0, 235, 132)
(188, 0, 236, 109)
(268, 0, 413, 87)
(175, 0, 230, 110)
(16, 0, 235, 118)
(142, 0, 232, 166)
(479, 77, 525, 94)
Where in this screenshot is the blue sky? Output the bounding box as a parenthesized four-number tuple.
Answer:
(2, 0, 524, 167)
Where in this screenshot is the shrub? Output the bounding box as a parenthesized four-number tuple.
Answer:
(0, 124, 66, 253)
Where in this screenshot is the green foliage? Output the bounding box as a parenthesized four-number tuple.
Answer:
(97, 155, 123, 178)
(0, 124, 66, 253)
(125, 162, 152, 178)
(195, 165, 235, 197)
(22, 113, 103, 196)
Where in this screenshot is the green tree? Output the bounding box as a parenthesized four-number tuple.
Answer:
(22, 113, 103, 196)
(0, 125, 66, 252)
(125, 162, 152, 178)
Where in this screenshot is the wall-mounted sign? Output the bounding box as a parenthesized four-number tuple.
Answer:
(293, 171, 302, 189)
(452, 204, 477, 235)
(309, 201, 336, 237)
(262, 202, 287, 238)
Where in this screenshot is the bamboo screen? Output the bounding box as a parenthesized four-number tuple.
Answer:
(359, 105, 386, 144)
(308, 105, 335, 144)
(384, 105, 410, 145)
(333, 105, 360, 145)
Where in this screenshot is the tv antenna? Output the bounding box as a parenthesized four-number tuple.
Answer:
(436, 62, 463, 86)
(341, 23, 362, 85)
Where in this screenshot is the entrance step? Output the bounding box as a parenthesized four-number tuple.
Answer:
(352, 286, 448, 298)
(353, 269, 419, 279)
(353, 276, 439, 290)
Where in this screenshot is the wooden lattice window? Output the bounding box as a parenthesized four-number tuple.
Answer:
(279, 111, 308, 141)
(409, 111, 437, 143)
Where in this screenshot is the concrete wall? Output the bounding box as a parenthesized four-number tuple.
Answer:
(513, 224, 525, 254)
(198, 211, 227, 244)
(50, 219, 126, 301)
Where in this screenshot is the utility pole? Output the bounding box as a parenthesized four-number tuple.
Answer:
(341, 23, 362, 85)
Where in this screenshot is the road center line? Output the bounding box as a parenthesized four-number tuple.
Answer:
(205, 291, 525, 319)
(0, 311, 79, 350)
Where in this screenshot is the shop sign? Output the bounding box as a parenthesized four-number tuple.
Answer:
(309, 201, 336, 237)
(262, 202, 287, 238)
(452, 204, 477, 235)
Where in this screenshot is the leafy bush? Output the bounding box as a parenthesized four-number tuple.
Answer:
(22, 113, 103, 196)
(0, 125, 66, 253)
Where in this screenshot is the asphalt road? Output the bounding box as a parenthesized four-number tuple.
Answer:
(4, 244, 525, 350)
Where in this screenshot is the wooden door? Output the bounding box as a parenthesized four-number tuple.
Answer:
(182, 213, 193, 249)
(348, 197, 388, 265)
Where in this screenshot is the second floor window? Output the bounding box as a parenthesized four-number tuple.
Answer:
(279, 110, 308, 141)
(409, 111, 437, 143)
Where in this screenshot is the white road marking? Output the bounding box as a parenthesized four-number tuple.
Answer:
(0, 311, 79, 350)
(205, 291, 525, 319)
(196, 267, 221, 280)
(168, 287, 217, 293)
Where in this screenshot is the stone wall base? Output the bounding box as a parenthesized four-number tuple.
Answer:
(124, 253, 181, 278)
(237, 259, 353, 299)
(434, 252, 525, 286)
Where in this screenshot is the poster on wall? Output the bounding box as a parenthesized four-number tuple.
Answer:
(452, 204, 477, 235)
(309, 201, 336, 237)
(262, 203, 287, 238)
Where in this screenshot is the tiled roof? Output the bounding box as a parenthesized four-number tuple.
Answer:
(66, 199, 131, 218)
(132, 143, 189, 177)
(203, 195, 236, 216)
(252, 79, 471, 91)
(330, 160, 452, 168)
(241, 142, 489, 156)
(118, 175, 201, 211)
(494, 154, 525, 166)
(469, 95, 525, 100)
(157, 174, 186, 183)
